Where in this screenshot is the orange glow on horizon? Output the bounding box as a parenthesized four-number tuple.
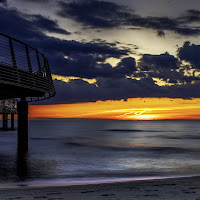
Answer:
(29, 98, 200, 120)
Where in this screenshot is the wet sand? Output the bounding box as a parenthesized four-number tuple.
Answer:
(0, 176, 200, 199)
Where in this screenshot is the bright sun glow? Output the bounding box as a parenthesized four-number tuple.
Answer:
(133, 114, 159, 120)
(29, 98, 200, 121)
(116, 110, 159, 120)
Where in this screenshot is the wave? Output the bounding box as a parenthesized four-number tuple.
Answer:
(149, 135, 200, 140)
(64, 141, 197, 153)
(102, 129, 177, 133)
(30, 137, 61, 141)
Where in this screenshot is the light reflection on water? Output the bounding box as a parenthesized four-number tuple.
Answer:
(0, 120, 200, 185)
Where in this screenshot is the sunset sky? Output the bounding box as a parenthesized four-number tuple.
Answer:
(2, 0, 200, 120)
(29, 98, 200, 120)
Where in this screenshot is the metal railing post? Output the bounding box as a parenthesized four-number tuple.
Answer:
(25, 46, 32, 73)
(36, 51, 42, 73)
(9, 38, 17, 68)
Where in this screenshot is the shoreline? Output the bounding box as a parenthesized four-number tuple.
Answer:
(1, 176, 200, 199)
(0, 174, 198, 190)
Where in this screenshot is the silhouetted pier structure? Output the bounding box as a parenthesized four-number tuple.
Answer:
(0, 33, 55, 152)
(0, 99, 17, 131)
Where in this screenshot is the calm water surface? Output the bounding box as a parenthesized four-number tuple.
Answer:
(0, 119, 200, 187)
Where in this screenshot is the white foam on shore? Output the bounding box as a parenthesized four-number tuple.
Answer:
(0, 175, 198, 190)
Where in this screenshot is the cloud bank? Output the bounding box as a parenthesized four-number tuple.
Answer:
(57, 0, 200, 36)
(0, 4, 200, 104)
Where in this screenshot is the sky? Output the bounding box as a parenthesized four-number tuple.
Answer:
(2, 0, 200, 120)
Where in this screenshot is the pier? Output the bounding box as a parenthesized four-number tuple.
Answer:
(0, 99, 17, 131)
(0, 33, 55, 152)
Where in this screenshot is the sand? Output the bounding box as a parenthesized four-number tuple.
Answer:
(0, 176, 200, 199)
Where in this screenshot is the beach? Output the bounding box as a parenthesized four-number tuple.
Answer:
(0, 176, 200, 199)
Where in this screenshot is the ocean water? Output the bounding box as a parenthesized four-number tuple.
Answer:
(0, 119, 200, 187)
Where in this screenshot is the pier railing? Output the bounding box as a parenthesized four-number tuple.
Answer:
(0, 33, 55, 102)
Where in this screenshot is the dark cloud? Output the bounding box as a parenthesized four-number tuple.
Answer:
(116, 57, 137, 74)
(44, 77, 200, 104)
(18, 0, 50, 3)
(146, 69, 200, 85)
(138, 52, 179, 71)
(57, 0, 126, 28)
(0, 7, 44, 40)
(28, 14, 71, 35)
(45, 77, 163, 104)
(0, 0, 6, 6)
(0, 6, 128, 57)
(178, 41, 200, 69)
(0, 6, 129, 77)
(55, 55, 136, 78)
(0, 6, 68, 40)
(37, 39, 129, 76)
(57, 0, 200, 36)
(137, 51, 200, 84)
(157, 30, 165, 38)
(179, 9, 200, 23)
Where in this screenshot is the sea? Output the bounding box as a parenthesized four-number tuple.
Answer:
(0, 119, 200, 188)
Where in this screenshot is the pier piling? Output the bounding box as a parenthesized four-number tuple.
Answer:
(11, 113, 15, 130)
(2, 113, 8, 131)
(17, 99, 28, 152)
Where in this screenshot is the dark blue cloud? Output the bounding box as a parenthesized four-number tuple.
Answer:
(28, 14, 71, 35)
(0, 6, 129, 77)
(53, 54, 136, 79)
(139, 52, 179, 71)
(178, 41, 200, 69)
(18, 0, 50, 2)
(44, 77, 200, 104)
(157, 30, 165, 37)
(137, 51, 200, 84)
(44, 77, 162, 104)
(57, 0, 125, 28)
(0, 7, 63, 40)
(35, 39, 129, 76)
(57, 0, 200, 36)
(0, 0, 6, 6)
(179, 9, 200, 23)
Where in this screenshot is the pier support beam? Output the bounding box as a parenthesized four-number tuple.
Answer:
(17, 99, 28, 152)
(11, 113, 15, 130)
(2, 113, 8, 131)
